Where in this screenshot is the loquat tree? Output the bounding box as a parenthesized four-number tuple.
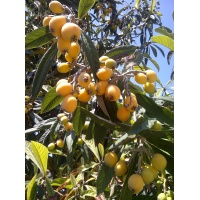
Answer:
(25, 0, 174, 200)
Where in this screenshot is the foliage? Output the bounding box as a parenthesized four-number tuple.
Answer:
(25, 0, 174, 199)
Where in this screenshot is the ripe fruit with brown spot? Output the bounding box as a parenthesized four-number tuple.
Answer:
(141, 167, 155, 184)
(128, 174, 144, 194)
(61, 22, 81, 42)
(61, 94, 77, 113)
(105, 85, 121, 101)
(143, 82, 156, 94)
(49, 16, 67, 37)
(68, 42, 80, 58)
(56, 82, 73, 96)
(78, 72, 91, 88)
(134, 72, 147, 84)
(105, 58, 117, 69)
(104, 152, 118, 167)
(146, 69, 157, 83)
(124, 93, 138, 112)
(48, 143, 55, 150)
(57, 62, 71, 73)
(114, 160, 128, 176)
(95, 81, 109, 95)
(42, 15, 54, 26)
(86, 82, 96, 95)
(99, 56, 109, 68)
(78, 88, 91, 103)
(56, 139, 64, 148)
(151, 153, 167, 171)
(57, 36, 71, 54)
(64, 122, 73, 131)
(96, 67, 113, 81)
(117, 106, 131, 122)
(49, 1, 64, 14)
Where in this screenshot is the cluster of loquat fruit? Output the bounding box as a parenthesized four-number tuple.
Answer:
(104, 151, 168, 196)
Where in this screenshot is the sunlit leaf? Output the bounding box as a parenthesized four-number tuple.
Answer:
(135, 0, 141, 9)
(27, 174, 38, 200)
(155, 27, 174, 39)
(25, 141, 48, 176)
(78, 0, 95, 19)
(151, 35, 174, 51)
(142, 53, 160, 71)
(150, 0, 156, 12)
(46, 177, 55, 197)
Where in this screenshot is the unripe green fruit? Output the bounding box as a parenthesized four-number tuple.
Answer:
(105, 58, 117, 69)
(25, 95, 30, 102)
(77, 138, 83, 146)
(141, 167, 154, 184)
(48, 143, 55, 150)
(104, 152, 118, 167)
(157, 193, 167, 200)
(128, 174, 144, 194)
(151, 153, 167, 171)
(114, 160, 128, 176)
(152, 120, 163, 130)
(143, 82, 156, 94)
(60, 116, 68, 125)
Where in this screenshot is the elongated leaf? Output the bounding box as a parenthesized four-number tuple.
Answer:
(70, 174, 77, 188)
(46, 177, 55, 197)
(152, 96, 174, 102)
(155, 27, 174, 39)
(31, 42, 58, 101)
(132, 195, 157, 199)
(142, 53, 160, 71)
(104, 45, 138, 60)
(72, 102, 87, 135)
(108, 133, 128, 151)
(41, 87, 63, 114)
(82, 135, 100, 162)
(25, 141, 48, 176)
(82, 185, 97, 198)
(78, 0, 95, 19)
(151, 35, 174, 51)
(152, 44, 165, 57)
(94, 122, 108, 144)
(27, 174, 38, 200)
(150, 45, 157, 57)
(49, 149, 67, 157)
(129, 82, 174, 126)
(167, 51, 174, 65)
(150, 0, 156, 12)
(25, 26, 54, 50)
(135, 0, 141, 9)
(96, 163, 115, 195)
(81, 32, 100, 81)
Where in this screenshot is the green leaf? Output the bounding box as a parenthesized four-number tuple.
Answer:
(155, 27, 174, 39)
(70, 174, 77, 188)
(152, 44, 165, 57)
(25, 26, 54, 50)
(151, 35, 174, 51)
(82, 185, 97, 198)
(78, 0, 96, 19)
(25, 141, 48, 176)
(129, 82, 174, 126)
(152, 96, 174, 103)
(27, 174, 38, 200)
(81, 32, 100, 81)
(40, 87, 64, 114)
(135, 0, 141, 9)
(72, 102, 87, 135)
(82, 135, 100, 162)
(108, 133, 128, 151)
(45, 177, 55, 197)
(104, 45, 138, 60)
(150, 0, 156, 12)
(142, 53, 160, 71)
(96, 163, 115, 195)
(150, 45, 157, 57)
(132, 195, 157, 199)
(48, 149, 67, 157)
(31, 42, 58, 101)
